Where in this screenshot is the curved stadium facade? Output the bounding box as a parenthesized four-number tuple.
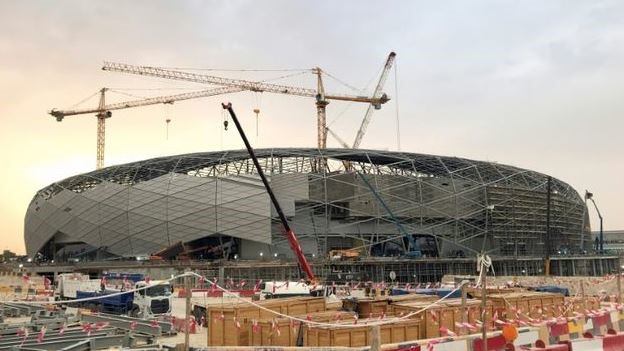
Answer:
(25, 148, 591, 262)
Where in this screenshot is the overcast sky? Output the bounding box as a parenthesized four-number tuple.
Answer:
(0, 1, 622, 254)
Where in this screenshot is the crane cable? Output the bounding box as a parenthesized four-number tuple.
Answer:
(68, 90, 101, 109)
(394, 59, 401, 151)
(326, 62, 385, 128)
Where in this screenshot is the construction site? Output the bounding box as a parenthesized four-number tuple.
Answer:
(2, 18, 623, 351)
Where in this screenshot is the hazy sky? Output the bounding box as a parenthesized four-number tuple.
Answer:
(0, 1, 622, 254)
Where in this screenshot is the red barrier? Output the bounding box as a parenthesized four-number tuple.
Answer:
(389, 344, 421, 351)
(549, 322, 569, 338)
(593, 314, 611, 327)
(602, 333, 624, 351)
(473, 335, 508, 351)
(522, 344, 569, 351)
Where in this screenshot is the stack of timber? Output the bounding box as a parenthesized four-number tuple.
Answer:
(207, 296, 326, 346)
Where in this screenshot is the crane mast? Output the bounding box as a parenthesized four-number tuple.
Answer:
(314, 67, 329, 149)
(102, 61, 390, 150)
(95, 88, 109, 170)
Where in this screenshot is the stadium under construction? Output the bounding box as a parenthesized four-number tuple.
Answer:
(24, 148, 617, 281)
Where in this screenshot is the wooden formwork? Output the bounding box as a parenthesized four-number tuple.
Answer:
(343, 294, 437, 318)
(564, 296, 601, 316)
(305, 318, 421, 347)
(391, 298, 490, 339)
(249, 311, 356, 346)
(466, 286, 526, 298)
(487, 292, 565, 320)
(207, 296, 326, 346)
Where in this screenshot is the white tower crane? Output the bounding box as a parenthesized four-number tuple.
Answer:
(50, 86, 242, 169)
(101, 59, 391, 150)
(352, 52, 396, 148)
(323, 52, 396, 149)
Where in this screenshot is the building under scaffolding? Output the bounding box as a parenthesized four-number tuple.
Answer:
(25, 148, 591, 262)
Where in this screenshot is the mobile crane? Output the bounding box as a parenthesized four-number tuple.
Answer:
(221, 103, 316, 282)
(356, 172, 422, 258)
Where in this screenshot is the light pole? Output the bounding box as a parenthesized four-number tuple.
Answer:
(585, 190, 603, 254)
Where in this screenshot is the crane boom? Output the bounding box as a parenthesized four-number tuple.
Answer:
(325, 127, 350, 149)
(102, 62, 389, 106)
(50, 86, 242, 120)
(357, 171, 421, 257)
(222, 103, 316, 282)
(352, 52, 396, 148)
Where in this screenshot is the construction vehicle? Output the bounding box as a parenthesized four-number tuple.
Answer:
(356, 172, 423, 258)
(222, 102, 317, 284)
(54, 273, 101, 300)
(75, 279, 172, 318)
(55, 273, 172, 318)
(189, 103, 322, 322)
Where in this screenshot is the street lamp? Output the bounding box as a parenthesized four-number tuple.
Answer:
(585, 190, 603, 254)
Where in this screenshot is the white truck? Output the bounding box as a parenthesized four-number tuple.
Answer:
(54, 273, 101, 300)
(54, 273, 172, 318)
(128, 280, 173, 318)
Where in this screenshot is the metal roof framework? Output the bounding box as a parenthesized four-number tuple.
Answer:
(27, 148, 589, 258)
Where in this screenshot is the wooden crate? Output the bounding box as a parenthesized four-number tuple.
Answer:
(487, 292, 565, 320)
(305, 318, 421, 347)
(392, 298, 489, 339)
(249, 311, 356, 346)
(207, 296, 326, 346)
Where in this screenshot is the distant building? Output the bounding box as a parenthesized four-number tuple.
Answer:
(592, 230, 624, 253)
